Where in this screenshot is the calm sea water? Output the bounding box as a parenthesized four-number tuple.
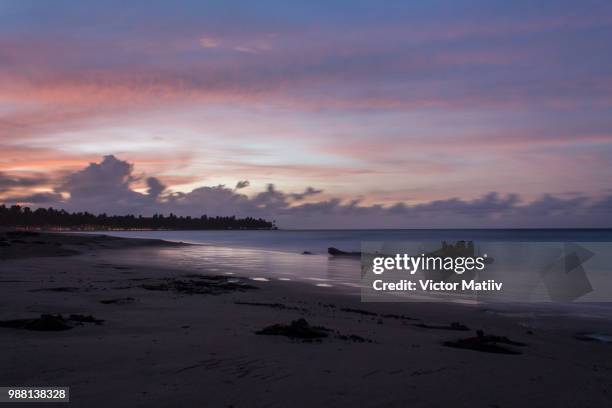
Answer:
(84, 229, 612, 254)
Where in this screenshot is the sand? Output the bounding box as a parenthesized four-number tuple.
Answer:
(1, 231, 611, 407)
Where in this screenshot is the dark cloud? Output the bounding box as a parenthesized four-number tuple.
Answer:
(290, 187, 323, 201)
(3, 156, 612, 228)
(51, 155, 156, 214)
(410, 192, 521, 215)
(0, 172, 48, 193)
(146, 177, 166, 198)
(235, 180, 250, 189)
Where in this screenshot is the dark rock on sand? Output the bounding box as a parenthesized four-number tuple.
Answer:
(444, 330, 526, 354)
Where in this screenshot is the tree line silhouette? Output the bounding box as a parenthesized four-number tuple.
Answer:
(0, 205, 276, 230)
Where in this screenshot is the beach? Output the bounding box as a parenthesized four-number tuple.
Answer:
(1, 231, 611, 407)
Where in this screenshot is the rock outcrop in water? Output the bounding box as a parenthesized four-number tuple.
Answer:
(328, 247, 361, 256)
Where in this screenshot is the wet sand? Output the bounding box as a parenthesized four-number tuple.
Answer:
(1, 231, 611, 407)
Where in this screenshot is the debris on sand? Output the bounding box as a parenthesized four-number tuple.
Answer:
(413, 322, 470, 331)
(0, 314, 105, 331)
(256, 319, 329, 340)
(444, 330, 526, 354)
(100, 297, 136, 305)
(141, 275, 257, 295)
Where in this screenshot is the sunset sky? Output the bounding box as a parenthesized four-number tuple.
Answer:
(1, 1, 612, 227)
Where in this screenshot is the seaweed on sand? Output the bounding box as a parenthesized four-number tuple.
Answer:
(0, 314, 72, 331)
(413, 322, 470, 331)
(68, 314, 105, 325)
(256, 319, 373, 343)
(338, 307, 417, 321)
(29, 287, 79, 293)
(234, 301, 307, 312)
(0, 314, 105, 331)
(337, 333, 372, 343)
(444, 330, 526, 355)
(340, 307, 378, 316)
(256, 318, 329, 341)
(141, 275, 257, 295)
(100, 297, 135, 305)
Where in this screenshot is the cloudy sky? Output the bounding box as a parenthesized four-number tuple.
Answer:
(1, 1, 612, 227)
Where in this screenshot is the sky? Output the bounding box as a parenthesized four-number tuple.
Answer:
(1, 1, 612, 228)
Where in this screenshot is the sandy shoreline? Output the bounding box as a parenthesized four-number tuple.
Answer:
(1, 231, 611, 407)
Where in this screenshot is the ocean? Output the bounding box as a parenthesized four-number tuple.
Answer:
(80, 228, 612, 254)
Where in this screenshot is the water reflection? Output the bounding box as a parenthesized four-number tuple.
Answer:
(105, 244, 362, 291)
